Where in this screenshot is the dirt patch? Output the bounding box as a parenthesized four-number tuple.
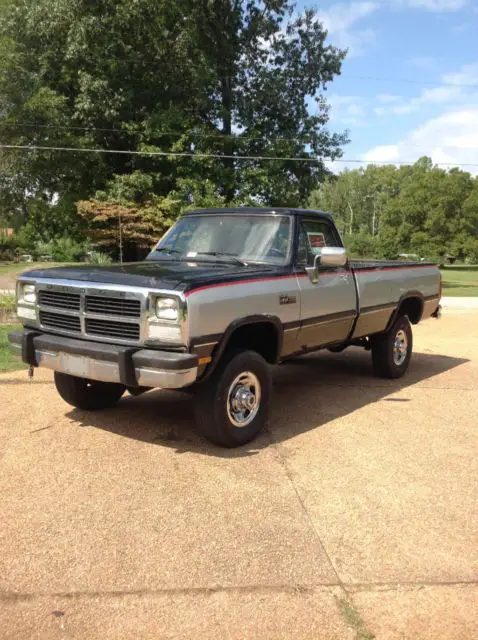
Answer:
(0, 309, 17, 324)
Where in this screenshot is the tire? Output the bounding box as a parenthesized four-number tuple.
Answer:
(54, 372, 126, 410)
(193, 349, 272, 448)
(371, 315, 413, 379)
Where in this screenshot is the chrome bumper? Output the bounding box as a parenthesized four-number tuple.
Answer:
(9, 330, 198, 389)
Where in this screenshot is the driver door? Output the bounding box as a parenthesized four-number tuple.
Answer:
(296, 218, 356, 349)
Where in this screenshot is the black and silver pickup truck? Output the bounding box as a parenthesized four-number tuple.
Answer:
(10, 208, 441, 447)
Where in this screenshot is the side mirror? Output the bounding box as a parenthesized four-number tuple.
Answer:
(305, 247, 348, 284)
(320, 247, 348, 268)
(305, 254, 321, 284)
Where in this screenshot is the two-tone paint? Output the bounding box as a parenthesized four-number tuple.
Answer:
(17, 208, 441, 386)
(185, 261, 440, 369)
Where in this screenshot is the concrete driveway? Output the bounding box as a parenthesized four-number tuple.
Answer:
(1, 313, 477, 639)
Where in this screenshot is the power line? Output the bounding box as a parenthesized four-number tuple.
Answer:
(1, 143, 478, 168)
(1, 123, 474, 154)
(0, 143, 326, 163)
(0, 122, 326, 144)
(1, 122, 135, 133)
(340, 74, 478, 89)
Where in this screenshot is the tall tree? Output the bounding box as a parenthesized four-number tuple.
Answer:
(310, 158, 478, 260)
(0, 0, 348, 243)
(185, 0, 348, 204)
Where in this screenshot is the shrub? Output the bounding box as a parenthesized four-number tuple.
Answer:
(88, 251, 113, 265)
(344, 232, 376, 258)
(33, 237, 90, 262)
(463, 239, 478, 265)
(50, 237, 87, 262)
(0, 234, 23, 261)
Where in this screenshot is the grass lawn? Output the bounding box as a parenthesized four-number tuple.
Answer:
(0, 324, 26, 373)
(441, 265, 478, 297)
(0, 261, 73, 276)
(0, 293, 15, 308)
(0, 262, 81, 292)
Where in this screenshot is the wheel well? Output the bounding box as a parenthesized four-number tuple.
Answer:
(397, 297, 423, 324)
(225, 322, 280, 364)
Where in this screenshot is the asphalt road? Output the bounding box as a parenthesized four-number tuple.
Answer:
(1, 314, 477, 639)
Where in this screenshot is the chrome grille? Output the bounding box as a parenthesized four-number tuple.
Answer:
(85, 295, 141, 318)
(40, 310, 81, 333)
(39, 290, 81, 311)
(85, 318, 140, 341)
(35, 282, 145, 345)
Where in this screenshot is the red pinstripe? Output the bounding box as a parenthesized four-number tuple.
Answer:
(184, 263, 433, 297)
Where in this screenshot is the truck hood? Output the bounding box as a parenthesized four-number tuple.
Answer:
(21, 260, 287, 292)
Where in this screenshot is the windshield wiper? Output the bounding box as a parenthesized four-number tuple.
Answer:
(153, 247, 182, 256)
(195, 252, 246, 266)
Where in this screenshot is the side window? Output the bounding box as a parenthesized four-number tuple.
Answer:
(297, 219, 339, 266)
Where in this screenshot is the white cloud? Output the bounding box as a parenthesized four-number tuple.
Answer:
(374, 104, 419, 115)
(362, 107, 478, 174)
(318, 1, 379, 31)
(328, 94, 368, 125)
(317, 2, 379, 56)
(400, 0, 468, 11)
(363, 144, 401, 162)
(373, 62, 478, 116)
(451, 23, 468, 32)
(442, 63, 478, 86)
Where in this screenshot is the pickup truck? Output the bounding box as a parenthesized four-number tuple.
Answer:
(10, 207, 441, 447)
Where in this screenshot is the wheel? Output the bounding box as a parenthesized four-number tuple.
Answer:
(193, 349, 271, 447)
(371, 315, 413, 379)
(54, 372, 125, 410)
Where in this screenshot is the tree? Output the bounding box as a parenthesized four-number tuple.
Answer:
(77, 172, 230, 260)
(0, 0, 348, 249)
(308, 158, 478, 260)
(182, 1, 348, 205)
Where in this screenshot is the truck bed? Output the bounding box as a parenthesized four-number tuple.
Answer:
(350, 259, 435, 270)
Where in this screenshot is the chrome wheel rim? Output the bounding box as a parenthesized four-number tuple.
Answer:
(227, 371, 261, 428)
(393, 329, 408, 366)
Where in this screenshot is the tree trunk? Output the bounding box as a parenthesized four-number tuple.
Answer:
(348, 202, 354, 234)
(221, 75, 235, 204)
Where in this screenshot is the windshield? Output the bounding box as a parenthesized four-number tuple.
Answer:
(148, 214, 293, 265)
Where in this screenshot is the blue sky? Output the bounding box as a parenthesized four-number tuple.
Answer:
(296, 0, 478, 173)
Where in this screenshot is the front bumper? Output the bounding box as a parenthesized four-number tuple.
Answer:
(8, 330, 198, 389)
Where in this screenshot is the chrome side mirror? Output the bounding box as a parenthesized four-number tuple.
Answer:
(320, 247, 348, 268)
(305, 247, 348, 284)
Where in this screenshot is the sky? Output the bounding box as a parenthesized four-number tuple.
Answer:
(296, 0, 478, 174)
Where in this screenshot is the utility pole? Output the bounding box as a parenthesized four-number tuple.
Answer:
(119, 213, 123, 264)
(347, 202, 354, 235)
(372, 197, 377, 236)
(364, 194, 377, 236)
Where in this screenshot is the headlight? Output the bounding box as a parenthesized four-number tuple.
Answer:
(21, 283, 37, 305)
(155, 297, 179, 322)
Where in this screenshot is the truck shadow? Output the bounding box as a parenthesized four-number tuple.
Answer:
(67, 348, 469, 458)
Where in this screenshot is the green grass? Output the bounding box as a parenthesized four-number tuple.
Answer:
(441, 265, 478, 297)
(0, 293, 15, 308)
(335, 597, 375, 640)
(0, 324, 26, 373)
(0, 261, 74, 276)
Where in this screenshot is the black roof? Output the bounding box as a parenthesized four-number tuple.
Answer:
(184, 207, 334, 221)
